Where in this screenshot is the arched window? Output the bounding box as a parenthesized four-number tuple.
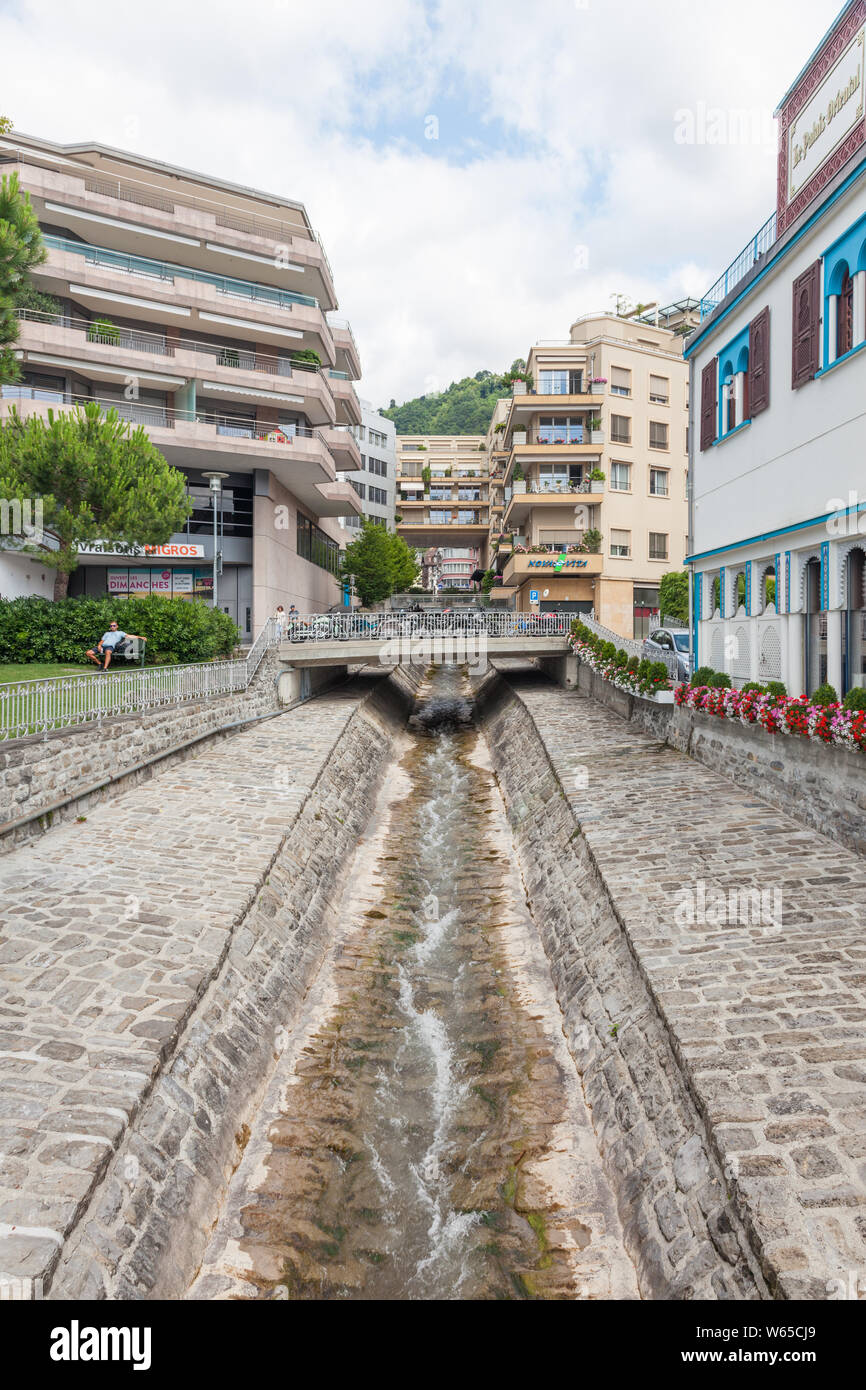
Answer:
(838, 268, 854, 358)
(845, 547, 866, 695)
(762, 565, 776, 611)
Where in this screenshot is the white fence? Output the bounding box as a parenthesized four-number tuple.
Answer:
(279, 611, 573, 642)
(0, 618, 279, 743)
(577, 612, 681, 678)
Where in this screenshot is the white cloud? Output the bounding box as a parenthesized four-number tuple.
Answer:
(0, 0, 845, 402)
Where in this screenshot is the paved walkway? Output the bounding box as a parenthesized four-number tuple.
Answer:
(496, 662, 866, 1298)
(0, 679, 379, 1292)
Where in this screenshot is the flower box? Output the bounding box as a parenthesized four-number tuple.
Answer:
(512, 429, 527, 445)
(590, 480, 604, 493)
(590, 429, 605, 444)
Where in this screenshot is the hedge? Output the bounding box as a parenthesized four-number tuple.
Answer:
(0, 596, 238, 666)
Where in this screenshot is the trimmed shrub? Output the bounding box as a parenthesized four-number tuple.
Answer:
(708, 672, 732, 689)
(0, 595, 238, 667)
(765, 680, 787, 698)
(741, 682, 766, 694)
(810, 682, 839, 707)
(614, 648, 628, 669)
(600, 640, 616, 661)
(626, 655, 639, 673)
(648, 661, 669, 683)
(691, 666, 714, 687)
(842, 687, 866, 712)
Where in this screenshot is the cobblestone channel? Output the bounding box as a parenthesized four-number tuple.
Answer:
(190, 669, 636, 1301)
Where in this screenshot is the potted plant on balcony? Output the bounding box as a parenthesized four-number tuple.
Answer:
(512, 424, 527, 446)
(589, 468, 606, 493)
(512, 466, 527, 494)
(591, 376, 607, 395)
(589, 417, 604, 444)
(87, 316, 120, 346)
(421, 464, 431, 499)
(582, 527, 602, 553)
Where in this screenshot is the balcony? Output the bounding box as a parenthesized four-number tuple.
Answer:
(318, 424, 362, 471)
(3, 151, 338, 310)
(326, 315, 362, 380)
(36, 235, 335, 360)
(0, 388, 357, 518)
(14, 309, 339, 424)
(504, 481, 602, 530)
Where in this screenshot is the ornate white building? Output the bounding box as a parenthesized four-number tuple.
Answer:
(687, 0, 866, 696)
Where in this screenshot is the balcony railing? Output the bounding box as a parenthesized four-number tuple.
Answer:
(699, 211, 777, 321)
(42, 232, 319, 310)
(14, 309, 333, 382)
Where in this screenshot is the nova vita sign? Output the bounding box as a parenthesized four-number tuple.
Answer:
(527, 557, 590, 570)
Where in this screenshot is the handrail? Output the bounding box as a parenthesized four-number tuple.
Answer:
(42, 231, 320, 310)
(700, 212, 777, 321)
(0, 617, 280, 743)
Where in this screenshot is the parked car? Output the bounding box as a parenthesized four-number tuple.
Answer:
(642, 626, 692, 680)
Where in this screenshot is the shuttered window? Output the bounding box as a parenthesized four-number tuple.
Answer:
(611, 366, 631, 396)
(700, 359, 717, 450)
(748, 306, 770, 416)
(792, 260, 821, 387)
(611, 414, 631, 443)
(610, 529, 631, 557)
(649, 421, 669, 450)
(649, 374, 669, 404)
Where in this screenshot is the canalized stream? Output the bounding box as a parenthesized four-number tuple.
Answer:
(202, 667, 634, 1301)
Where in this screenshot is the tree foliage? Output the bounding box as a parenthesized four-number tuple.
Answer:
(340, 520, 419, 607)
(0, 402, 192, 598)
(0, 171, 46, 382)
(658, 570, 689, 624)
(381, 359, 527, 434)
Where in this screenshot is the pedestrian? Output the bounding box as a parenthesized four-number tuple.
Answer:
(85, 621, 145, 672)
(273, 604, 286, 637)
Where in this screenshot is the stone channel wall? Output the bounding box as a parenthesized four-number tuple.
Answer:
(577, 663, 866, 857)
(47, 667, 420, 1300)
(0, 656, 344, 854)
(476, 668, 768, 1299)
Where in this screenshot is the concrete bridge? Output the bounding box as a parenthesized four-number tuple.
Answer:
(275, 611, 576, 698)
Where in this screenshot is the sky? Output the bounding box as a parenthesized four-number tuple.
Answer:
(0, 0, 846, 405)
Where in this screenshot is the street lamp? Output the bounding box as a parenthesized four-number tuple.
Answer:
(202, 472, 229, 611)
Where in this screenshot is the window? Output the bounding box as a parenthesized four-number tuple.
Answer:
(368, 455, 388, 477)
(429, 510, 452, 524)
(611, 414, 631, 444)
(610, 462, 631, 491)
(351, 479, 366, 499)
(297, 513, 340, 575)
(458, 509, 478, 525)
(610, 366, 631, 397)
(838, 267, 854, 358)
(649, 468, 669, 496)
(793, 260, 821, 387)
(537, 415, 585, 444)
(649, 531, 669, 560)
(539, 368, 584, 394)
(649, 421, 668, 450)
(649, 374, 669, 405)
(369, 485, 388, 506)
(610, 529, 631, 557)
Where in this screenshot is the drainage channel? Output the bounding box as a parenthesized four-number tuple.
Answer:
(189, 665, 636, 1301)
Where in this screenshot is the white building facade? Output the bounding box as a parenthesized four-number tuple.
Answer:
(687, 0, 866, 697)
(342, 400, 396, 534)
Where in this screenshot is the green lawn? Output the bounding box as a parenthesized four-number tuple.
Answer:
(0, 662, 100, 684)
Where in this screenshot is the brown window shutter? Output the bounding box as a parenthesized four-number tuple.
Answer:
(700, 359, 717, 451)
(748, 306, 770, 416)
(792, 260, 821, 388)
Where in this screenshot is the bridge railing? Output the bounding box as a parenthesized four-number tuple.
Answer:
(279, 611, 573, 642)
(577, 613, 680, 677)
(0, 617, 280, 743)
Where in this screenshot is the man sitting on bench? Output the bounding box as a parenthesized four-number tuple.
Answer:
(86, 621, 145, 671)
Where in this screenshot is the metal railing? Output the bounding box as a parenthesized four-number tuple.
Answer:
(0, 618, 279, 743)
(280, 611, 572, 643)
(700, 212, 777, 320)
(577, 612, 679, 676)
(42, 232, 319, 310)
(15, 308, 336, 384)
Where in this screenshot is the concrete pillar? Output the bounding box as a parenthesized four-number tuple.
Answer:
(855, 272, 866, 348)
(732, 372, 743, 427)
(828, 295, 838, 365)
(827, 608, 844, 695)
(277, 668, 301, 705)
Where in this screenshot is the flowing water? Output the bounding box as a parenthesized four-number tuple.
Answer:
(203, 667, 632, 1301)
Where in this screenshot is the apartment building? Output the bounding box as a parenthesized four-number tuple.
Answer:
(340, 400, 396, 537)
(395, 434, 489, 591)
(687, 0, 866, 696)
(489, 313, 690, 635)
(0, 131, 363, 634)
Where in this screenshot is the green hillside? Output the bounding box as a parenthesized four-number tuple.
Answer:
(381, 361, 526, 435)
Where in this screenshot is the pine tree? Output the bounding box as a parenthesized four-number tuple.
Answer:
(0, 171, 47, 382)
(0, 403, 192, 599)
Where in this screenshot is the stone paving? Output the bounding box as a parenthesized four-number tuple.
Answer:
(493, 662, 866, 1298)
(0, 676, 386, 1293)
